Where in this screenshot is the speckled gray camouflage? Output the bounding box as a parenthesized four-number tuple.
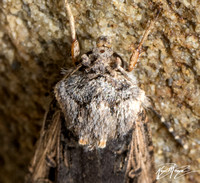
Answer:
(55, 37, 149, 148)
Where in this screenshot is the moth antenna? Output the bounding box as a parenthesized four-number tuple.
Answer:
(128, 8, 161, 71)
(65, 0, 80, 64)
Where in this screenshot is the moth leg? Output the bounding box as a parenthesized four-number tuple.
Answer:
(152, 109, 189, 149)
(128, 9, 161, 71)
(106, 66, 116, 77)
(107, 56, 128, 78)
(113, 57, 134, 83)
(160, 116, 188, 149)
(65, 0, 80, 64)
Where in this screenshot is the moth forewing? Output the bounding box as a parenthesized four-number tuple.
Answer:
(125, 110, 155, 183)
(26, 101, 61, 182)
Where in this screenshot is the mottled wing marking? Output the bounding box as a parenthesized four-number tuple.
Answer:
(125, 110, 155, 183)
(26, 100, 61, 183)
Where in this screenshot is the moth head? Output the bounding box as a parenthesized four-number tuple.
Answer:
(96, 36, 112, 48)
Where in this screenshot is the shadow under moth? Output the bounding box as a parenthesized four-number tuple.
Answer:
(26, 1, 160, 183)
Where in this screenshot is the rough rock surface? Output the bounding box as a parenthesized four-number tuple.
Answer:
(0, 0, 199, 182)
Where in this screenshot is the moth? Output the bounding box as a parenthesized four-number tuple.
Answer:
(26, 1, 160, 182)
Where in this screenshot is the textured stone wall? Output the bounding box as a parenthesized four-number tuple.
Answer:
(0, 0, 199, 182)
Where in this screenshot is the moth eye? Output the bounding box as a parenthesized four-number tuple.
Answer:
(100, 50, 105, 53)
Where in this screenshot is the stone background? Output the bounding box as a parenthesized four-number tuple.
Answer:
(0, 0, 199, 182)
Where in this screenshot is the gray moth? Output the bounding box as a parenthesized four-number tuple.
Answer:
(54, 36, 150, 149)
(26, 1, 160, 183)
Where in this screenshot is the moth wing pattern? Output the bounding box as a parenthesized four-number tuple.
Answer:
(54, 108, 156, 183)
(26, 99, 61, 183)
(125, 109, 155, 183)
(25, 99, 155, 183)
